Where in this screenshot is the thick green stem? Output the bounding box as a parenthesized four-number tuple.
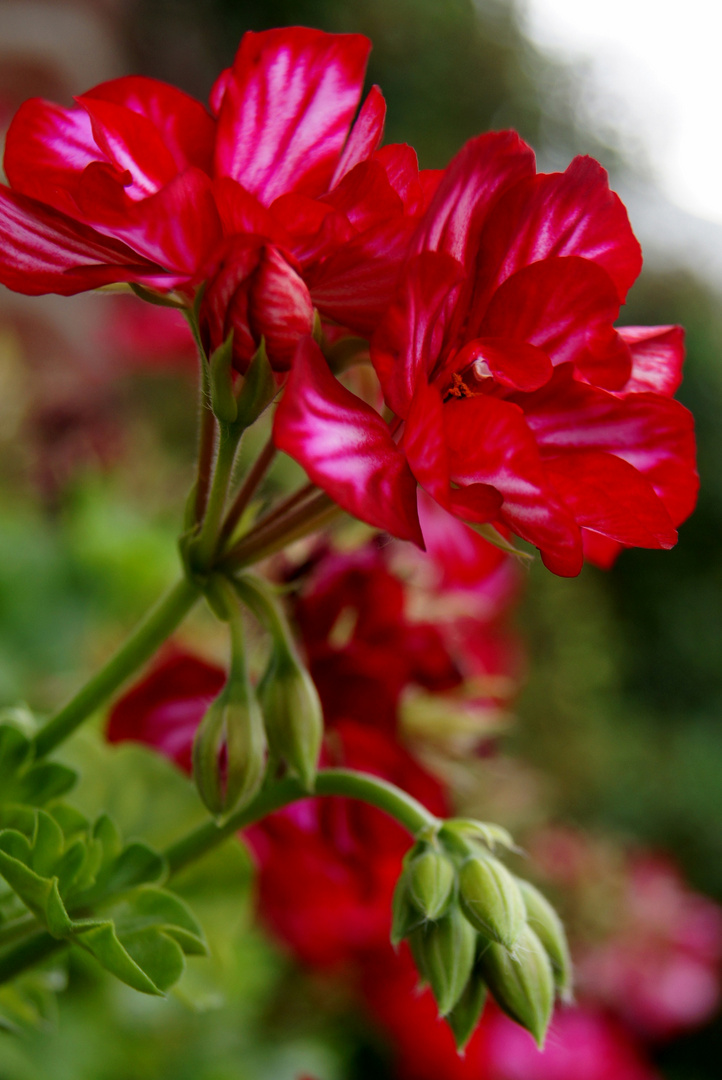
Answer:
(165, 767, 439, 876)
(33, 576, 199, 758)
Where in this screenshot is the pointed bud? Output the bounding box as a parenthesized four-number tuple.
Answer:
(209, 332, 238, 424)
(480, 926, 555, 1047)
(458, 853, 526, 949)
(192, 682, 266, 818)
(258, 648, 322, 792)
(407, 848, 456, 921)
(234, 338, 277, 429)
(390, 868, 423, 947)
(409, 907, 477, 1016)
(447, 968, 487, 1052)
(442, 818, 517, 854)
(518, 880, 573, 999)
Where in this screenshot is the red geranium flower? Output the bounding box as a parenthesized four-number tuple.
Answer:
(274, 135, 698, 573)
(0, 28, 432, 369)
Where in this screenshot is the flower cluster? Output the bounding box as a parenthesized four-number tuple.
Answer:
(0, 26, 697, 574)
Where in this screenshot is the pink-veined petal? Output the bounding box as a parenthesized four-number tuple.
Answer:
(274, 337, 422, 543)
(82, 75, 215, 175)
(96, 167, 223, 275)
(270, 192, 354, 265)
(209, 67, 232, 116)
(520, 365, 699, 526)
(212, 177, 289, 243)
(410, 131, 535, 270)
(618, 325, 685, 395)
(474, 155, 642, 308)
(76, 93, 178, 199)
(215, 28, 371, 204)
(545, 450, 677, 548)
(443, 394, 583, 575)
(478, 255, 630, 389)
(200, 237, 261, 360)
(0, 183, 170, 295)
(372, 251, 466, 416)
(331, 84, 386, 186)
(249, 246, 314, 370)
(3, 98, 100, 215)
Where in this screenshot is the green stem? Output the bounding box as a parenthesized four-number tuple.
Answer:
(165, 767, 439, 876)
(33, 576, 200, 759)
(190, 427, 242, 571)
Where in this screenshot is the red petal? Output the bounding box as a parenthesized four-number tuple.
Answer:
(618, 325, 685, 395)
(474, 156, 642, 308)
(452, 337, 552, 392)
(331, 85, 386, 186)
(82, 75, 215, 175)
(374, 143, 424, 213)
(102, 168, 223, 276)
(307, 215, 417, 337)
(521, 366, 699, 526)
(249, 246, 314, 370)
(270, 192, 354, 265)
(411, 131, 535, 270)
(0, 183, 170, 295)
(274, 337, 422, 543)
(200, 237, 261, 362)
(76, 94, 178, 199)
(322, 159, 402, 232)
(402, 379, 452, 507)
(212, 177, 288, 243)
(4, 98, 99, 215)
(478, 256, 630, 390)
(215, 28, 371, 204)
(545, 450, 677, 548)
(371, 251, 466, 416)
(444, 394, 583, 575)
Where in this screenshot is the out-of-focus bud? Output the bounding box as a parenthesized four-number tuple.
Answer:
(407, 847, 456, 921)
(409, 907, 477, 1016)
(518, 879, 573, 1000)
(447, 966, 487, 1052)
(441, 818, 517, 855)
(192, 680, 266, 819)
(458, 853, 526, 949)
(209, 332, 237, 425)
(480, 925, 555, 1047)
(257, 646, 323, 792)
(235, 575, 323, 792)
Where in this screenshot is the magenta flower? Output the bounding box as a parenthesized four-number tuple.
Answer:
(275, 134, 698, 574)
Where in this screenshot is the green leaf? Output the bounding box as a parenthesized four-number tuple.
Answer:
(234, 338, 277, 429)
(0, 845, 53, 918)
(51, 804, 90, 839)
(0, 724, 32, 778)
(112, 886, 207, 957)
(75, 921, 164, 996)
(12, 762, 78, 805)
(44, 880, 72, 938)
(121, 929, 186, 993)
(31, 811, 65, 878)
(102, 842, 167, 894)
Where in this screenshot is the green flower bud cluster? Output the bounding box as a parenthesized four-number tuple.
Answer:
(391, 820, 572, 1051)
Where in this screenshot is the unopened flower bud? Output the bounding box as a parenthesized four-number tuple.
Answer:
(258, 646, 322, 792)
(447, 967, 487, 1052)
(409, 907, 477, 1016)
(518, 879, 573, 1000)
(234, 338, 277, 429)
(480, 925, 555, 1048)
(390, 868, 422, 947)
(458, 853, 526, 949)
(407, 848, 456, 921)
(441, 818, 517, 854)
(192, 682, 266, 819)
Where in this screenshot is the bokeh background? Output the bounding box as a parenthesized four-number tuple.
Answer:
(0, 1, 721, 1077)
